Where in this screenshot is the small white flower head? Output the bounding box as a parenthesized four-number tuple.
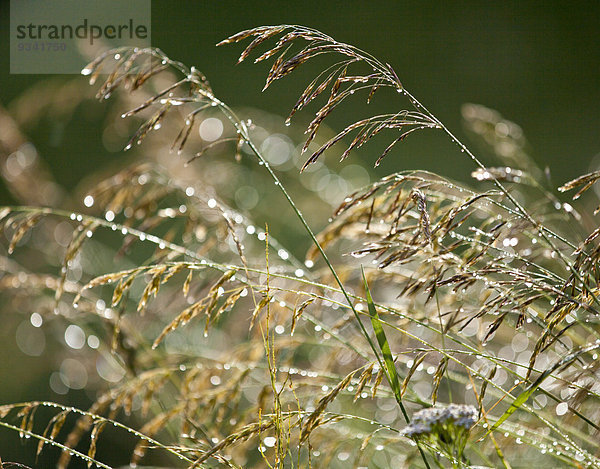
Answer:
(408, 404, 477, 431)
(401, 404, 478, 464)
(401, 422, 432, 437)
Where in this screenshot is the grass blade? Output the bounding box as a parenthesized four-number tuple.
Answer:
(488, 343, 600, 435)
(362, 267, 431, 469)
(361, 266, 406, 415)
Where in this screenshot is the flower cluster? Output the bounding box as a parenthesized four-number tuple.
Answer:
(402, 404, 477, 436)
(402, 404, 478, 467)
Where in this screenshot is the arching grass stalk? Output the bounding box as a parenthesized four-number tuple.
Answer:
(0, 402, 197, 467)
(401, 88, 600, 310)
(80, 45, 432, 466)
(212, 91, 434, 469)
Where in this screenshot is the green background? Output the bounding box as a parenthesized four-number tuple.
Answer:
(0, 0, 599, 466)
(2, 1, 600, 185)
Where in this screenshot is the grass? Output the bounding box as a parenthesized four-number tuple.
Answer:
(1, 24, 600, 468)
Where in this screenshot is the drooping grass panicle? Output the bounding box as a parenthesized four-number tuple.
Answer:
(2, 23, 600, 469)
(220, 25, 440, 170)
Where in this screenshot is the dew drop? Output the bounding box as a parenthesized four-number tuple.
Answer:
(556, 402, 568, 415)
(351, 251, 368, 258)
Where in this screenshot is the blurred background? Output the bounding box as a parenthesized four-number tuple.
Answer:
(0, 0, 599, 466)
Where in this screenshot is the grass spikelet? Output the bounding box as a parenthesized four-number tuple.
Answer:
(205, 286, 245, 336)
(370, 363, 386, 399)
(193, 418, 277, 466)
(7, 212, 43, 255)
(479, 365, 497, 410)
(249, 294, 273, 331)
(56, 219, 99, 302)
(431, 357, 449, 405)
(353, 363, 375, 402)
(137, 265, 168, 313)
(558, 170, 600, 199)
(151, 297, 206, 348)
(299, 370, 354, 443)
(402, 352, 427, 397)
(18, 403, 37, 439)
(87, 421, 106, 467)
(235, 26, 287, 64)
(152, 269, 236, 348)
(38, 410, 68, 457)
(182, 269, 193, 296)
(130, 407, 183, 465)
(290, 298, 314, 335)
(111, 271, 137, 307)
(410, 188, 431, 243)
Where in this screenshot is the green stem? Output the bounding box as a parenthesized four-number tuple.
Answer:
(403, 89, 600, 311)
(207, 90, 433, 468)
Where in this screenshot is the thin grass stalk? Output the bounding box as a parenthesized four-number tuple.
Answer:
(402, 89, 600, 311)
(1, 402, 195, 466)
